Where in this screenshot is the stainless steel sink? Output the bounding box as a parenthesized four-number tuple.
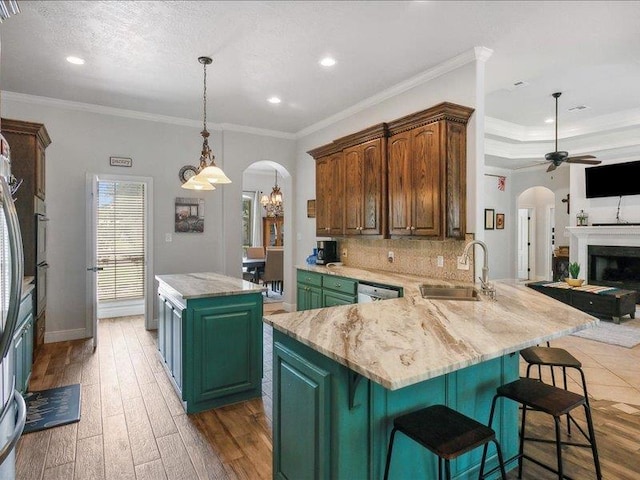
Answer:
(419, 284, 480, 301)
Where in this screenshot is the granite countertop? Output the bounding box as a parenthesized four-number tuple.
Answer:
(263, 265, 599, 391)
(156, 272, 266, 300)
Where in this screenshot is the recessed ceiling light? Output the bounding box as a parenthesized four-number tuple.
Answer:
(268, 96, 281, 104)
(544, 118, 554, 124)
(319, 57, 336, 67)
(66, 56, 85, 65)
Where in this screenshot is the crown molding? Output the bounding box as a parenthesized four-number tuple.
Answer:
(0, 91, 296, 140)
(486, 107, 640, 143)
(295, 47, 484, 139)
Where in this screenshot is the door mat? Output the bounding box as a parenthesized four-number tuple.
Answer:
(571, 318, 640, 348)
(23, 384, 81, 434)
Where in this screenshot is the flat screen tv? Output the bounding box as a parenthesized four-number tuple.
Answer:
(585, 160, 640, 198)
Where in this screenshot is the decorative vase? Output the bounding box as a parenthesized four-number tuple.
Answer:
(565, 278, 584, 287)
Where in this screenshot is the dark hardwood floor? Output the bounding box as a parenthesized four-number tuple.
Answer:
(16, 315, 640, 479)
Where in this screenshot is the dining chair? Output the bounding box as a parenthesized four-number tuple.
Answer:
(261, 248, 283, 295)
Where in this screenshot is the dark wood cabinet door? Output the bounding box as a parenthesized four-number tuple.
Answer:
(360, 139, 383, 235)
(343, 146, 362, 235)
(444, 122, 466, 238)
(36, 144, 46, 200)
(315, 153, 344, 236)
(388, 131, 413, 236)
(410, 122, 441, 237)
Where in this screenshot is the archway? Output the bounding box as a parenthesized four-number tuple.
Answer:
(516, 186, 555, 281)
(242, 161, 291, 308)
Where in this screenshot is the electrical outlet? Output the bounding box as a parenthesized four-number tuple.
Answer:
(437, 255, 444, 268)
(342, 249, 348, 258)
(388, 251, 394, 262)
(165, 233, 172, 243)
(457, 256, 470, 270)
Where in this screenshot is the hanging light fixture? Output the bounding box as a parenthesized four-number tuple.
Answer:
(260, 170, 284, 217)
(182, 56, 231, 190)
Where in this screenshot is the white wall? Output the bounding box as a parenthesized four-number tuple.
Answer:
(482, 167, 512, 280)
(294, 61, 482, 274)
(2, 97, 295, 340)
(570, 158, 640, 225)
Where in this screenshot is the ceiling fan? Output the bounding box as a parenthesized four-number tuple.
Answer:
(544, 92, 601, 172)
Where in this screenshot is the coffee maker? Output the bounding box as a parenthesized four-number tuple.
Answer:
(316, 240, 338, 265)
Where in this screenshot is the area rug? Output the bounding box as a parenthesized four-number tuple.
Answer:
(23, 384, 81, 434)
(571, 318, 640, 348)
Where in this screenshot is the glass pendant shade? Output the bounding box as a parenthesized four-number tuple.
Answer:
(197, 164, 232, 184)
(181, 175, 216, 190)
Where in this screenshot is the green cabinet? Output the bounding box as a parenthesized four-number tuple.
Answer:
(274, 342, 331, 480)
(14, 291, 34, 394)
(273, 330, 519, 480)
(296, 270, 358, 311)
(157, 287, 263, 413)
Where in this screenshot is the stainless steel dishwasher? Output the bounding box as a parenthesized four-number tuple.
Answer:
(357, 281, 402, 303)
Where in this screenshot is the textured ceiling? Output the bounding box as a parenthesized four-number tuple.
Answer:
(1, 1, 640, 142)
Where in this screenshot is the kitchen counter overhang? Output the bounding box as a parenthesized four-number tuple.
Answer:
(265, 266, 599, 390)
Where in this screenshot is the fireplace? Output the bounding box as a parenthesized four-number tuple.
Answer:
(588, 245, 640, 292)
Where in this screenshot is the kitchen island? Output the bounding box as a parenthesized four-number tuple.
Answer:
(264, 266, 599, 479)
(156, 272, 265, 413)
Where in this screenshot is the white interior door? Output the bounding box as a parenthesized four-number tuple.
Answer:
(86, 174, 99, 350)
(86, 173, 155, 348)
(517, 208, 529, 279)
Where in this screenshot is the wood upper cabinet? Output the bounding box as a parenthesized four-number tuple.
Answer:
(309, 102, 472, 240)
(388, 123, 441, 237)
(343, 138, 385, 236)
(315, 152, 344, 236)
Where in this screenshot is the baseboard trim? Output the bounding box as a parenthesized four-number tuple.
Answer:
(45, 328, 89, 343)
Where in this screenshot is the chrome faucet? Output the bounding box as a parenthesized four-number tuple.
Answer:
(462, 240, 496, 299)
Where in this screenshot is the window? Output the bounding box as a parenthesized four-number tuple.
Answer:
(97, 181, 145, 301)
(242, 192, 254, 255)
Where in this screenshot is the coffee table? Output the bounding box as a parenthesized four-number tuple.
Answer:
(527, 281, 637, 324)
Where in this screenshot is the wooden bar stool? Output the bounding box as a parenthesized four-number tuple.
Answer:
(383, 404, 507, 480)
(520, 345, 590, 435)
(481, 378, 602, 480)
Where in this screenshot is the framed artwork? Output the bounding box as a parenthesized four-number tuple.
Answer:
(175, 197, 205, 233)
(496, 213, 505, 230)
(109, 156, 132, 167)
(307, 199, 316, 218)
(484, 208, 495, 230)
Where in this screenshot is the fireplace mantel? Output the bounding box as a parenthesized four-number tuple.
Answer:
(567, 226, 640, 280)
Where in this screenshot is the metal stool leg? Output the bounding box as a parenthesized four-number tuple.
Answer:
(444, 459, 451, 480)
(383, 428, 397, 480)
(554, 416, 563, 480)
(583, 404, 603, 479)
(518, 403, 527, 479)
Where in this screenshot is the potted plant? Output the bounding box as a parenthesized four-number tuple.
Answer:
(565, 262, 584, 287)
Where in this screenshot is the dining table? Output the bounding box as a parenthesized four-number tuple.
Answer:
(242, 257, 266, 283)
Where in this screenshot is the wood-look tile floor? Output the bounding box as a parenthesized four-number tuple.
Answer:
(16, 309, 640, 480)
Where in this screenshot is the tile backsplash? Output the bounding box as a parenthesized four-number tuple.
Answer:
(338, 235, 475, 282)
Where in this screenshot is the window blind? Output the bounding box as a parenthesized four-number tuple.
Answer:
(97, 181, 145, 301)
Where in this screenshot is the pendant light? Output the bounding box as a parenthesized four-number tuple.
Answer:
(260, 170, 283, 217)
(182, 56, 231, 190)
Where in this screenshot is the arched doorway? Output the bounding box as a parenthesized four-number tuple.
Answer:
(242, 161, 291, 309)
(516, 186, 555, 281)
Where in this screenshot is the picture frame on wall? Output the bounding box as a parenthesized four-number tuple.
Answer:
(496, 213, 505, 230)
(307, 199, 316, 218)
(175, 197, 205, 233)
(484, 208, 495, 230)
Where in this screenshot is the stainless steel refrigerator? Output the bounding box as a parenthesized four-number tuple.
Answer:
(0, 133, 27, 477)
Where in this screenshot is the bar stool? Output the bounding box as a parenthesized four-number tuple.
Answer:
(481, 378, 602, 480)
(383, 404, 507, 480)
(520, 345, 590, 435)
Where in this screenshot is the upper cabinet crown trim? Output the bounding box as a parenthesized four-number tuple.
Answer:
(1, 118, 52, 148)
(386, 102, 474, 136)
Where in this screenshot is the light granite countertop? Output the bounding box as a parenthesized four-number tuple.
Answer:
(22, 276, 35, 299)
(156, 272, 266, 300)
(263, 265, 599, 391)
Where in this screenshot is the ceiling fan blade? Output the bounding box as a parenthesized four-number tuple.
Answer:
(566, 158, 602, 165)
(566, 155, 596, 160)
(546, 163, 558, 172)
